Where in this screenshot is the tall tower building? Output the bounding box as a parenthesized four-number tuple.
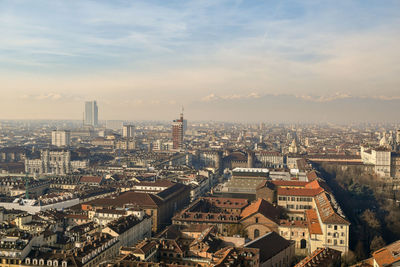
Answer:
(397, 129, 400, 144)
(172, 111, 184, 150)
(85, 101, 98, 127)
(51, 130, 70, 147)
(122, 125, 135, 138)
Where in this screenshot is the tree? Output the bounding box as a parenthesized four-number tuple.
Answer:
(227, 224, 247, 238)
(370, 236, 386, 253)
(361, 209, 381, 230)
(354, 241, 366, 261)
(342, 250, 356, 267)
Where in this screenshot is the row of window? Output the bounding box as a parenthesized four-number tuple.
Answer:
(328, 225, 344, 230)
(278, 196, 312, 202)
(286, 204, 312, 210)
(327, 239, 345, 245)
(280, 231, 306, 237)
(328, 232, 345, 237)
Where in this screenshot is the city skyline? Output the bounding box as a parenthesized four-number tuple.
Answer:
(1, 0, 399, 122)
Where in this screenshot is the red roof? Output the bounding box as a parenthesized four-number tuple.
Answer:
(271, 180, 309, 187)
(305, 210, 323, 235)
(306, 171, 318, 181)
(373, 240, 400, 266)
(240, 198, 280, 223)
(305, 180, 321, 189)
(80, 176, 103, 184)
(277, 187, 324, 197)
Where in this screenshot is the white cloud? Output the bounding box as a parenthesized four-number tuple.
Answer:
(296, 93, 352, 102)
(19, 92, 75, 101)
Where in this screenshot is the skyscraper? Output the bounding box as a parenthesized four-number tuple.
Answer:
(85, 101, 98, 127)
(172, 111, 184, 150)
(397, 129, 400, 144)
(122, 124, 135, 138)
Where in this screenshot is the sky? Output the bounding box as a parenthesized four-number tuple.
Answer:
(0, 0, 399, 122)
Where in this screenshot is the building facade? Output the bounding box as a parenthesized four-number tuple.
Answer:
(25, 150, 88, 175)
(122, 125, 134, 138)
(84, 100, 98, 127)
(172, 112, 184, 150)
(51, 130, 70, 147)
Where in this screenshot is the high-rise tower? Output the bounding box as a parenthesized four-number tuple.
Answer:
(122, 124, 135, 138)
(85, 101, 98, 127)
(172, 110, 184, 150)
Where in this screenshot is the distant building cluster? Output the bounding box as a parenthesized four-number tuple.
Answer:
(0, 107, 400, 266)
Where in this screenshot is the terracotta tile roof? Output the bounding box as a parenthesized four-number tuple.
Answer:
(117, 191, 164, 207)
(79, 176, 103, 184)
(306, 170, 319, 181)
(204, 197, 249, 209)
(314, 192, 349, 225)
(240, 198, 280, 223)
(350, 258, 374, 267)
(372, 240, 400, 266)
(305, 209, 323, 235)
(277, 187, 324, 197)
(83, 191, 163, 209)
(271, 180, 309, 187)
(65, 214, 89, 220)
(131, 240, 158, 255)
(305, 180, 321, 189)
(256, 180, 275, 190)
(295, 247, 342, 267)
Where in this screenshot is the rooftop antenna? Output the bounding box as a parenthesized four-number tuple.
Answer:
(180, 106, 184, 120)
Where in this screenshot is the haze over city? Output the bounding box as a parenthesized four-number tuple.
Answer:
(2, 1, 400, 266)
(1, 0, 400, 122)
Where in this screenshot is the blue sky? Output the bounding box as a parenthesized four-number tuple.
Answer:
(0, 0, 399, 121)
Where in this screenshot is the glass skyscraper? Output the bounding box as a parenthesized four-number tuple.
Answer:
(85, 101, 98, 127)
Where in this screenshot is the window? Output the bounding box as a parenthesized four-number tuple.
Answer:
(254, 229, 260, 238)
(334, 225, 337, 230)
(327, 239, 331, 243)
(328, 225, 332, 228)
(340, 240, 344, 244)
(255, 217, 259, 223)
(300, 239, 307, 249)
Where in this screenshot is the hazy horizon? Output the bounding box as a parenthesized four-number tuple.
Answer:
(1, 0, 399, 122)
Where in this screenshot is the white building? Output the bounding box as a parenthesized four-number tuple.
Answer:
(102, 214, 151, 248)
(0, 193, 79, 214)
(122, 124, 135, 138)
(361, 146, 392, 177)
(25, 150, 88, 175)
(51, 130, 70, 147)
